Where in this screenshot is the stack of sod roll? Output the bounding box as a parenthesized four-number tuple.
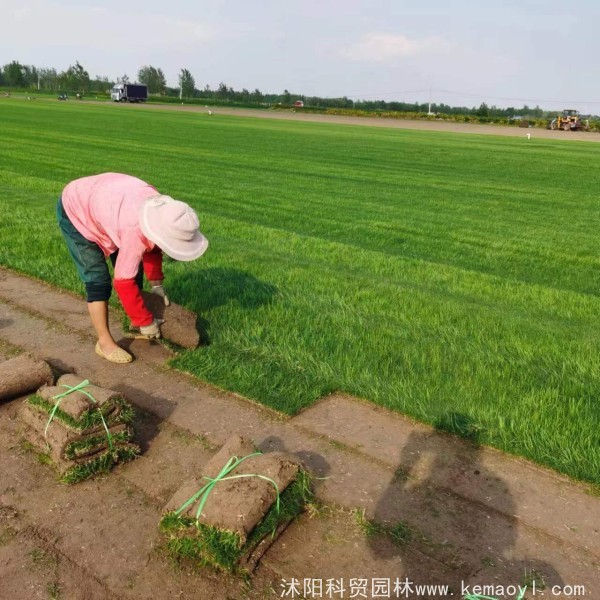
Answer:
(160, 435, 312, 573)
(20, 374, 139, 484)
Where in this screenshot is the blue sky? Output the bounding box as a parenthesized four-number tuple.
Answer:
(4, 0, 600, 110)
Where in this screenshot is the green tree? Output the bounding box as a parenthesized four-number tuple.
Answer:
(251, 88, 264, 104)
(90, 76, 113, 93)
(138, 65, 166, 94)
(217, 82, 229, 100)
(38, 67, 58, 90)
(3, 61, 25, 87)
(59, 61, 90, 92)
(476, 102, 489, 117)
(20, 65, 38, 88)
(179, 68, 195, 98)
(117, 74, 130, 84)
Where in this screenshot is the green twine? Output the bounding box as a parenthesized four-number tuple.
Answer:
(176, 452, 281, 524)
(45, 379, 114, 451)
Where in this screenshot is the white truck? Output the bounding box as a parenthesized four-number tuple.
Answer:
(111, 83, 148, 103)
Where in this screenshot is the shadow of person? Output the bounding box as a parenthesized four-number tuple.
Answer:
(167, 266, 278, 312)
(166, 267, 278, 345)
(367, 413, 564, 597)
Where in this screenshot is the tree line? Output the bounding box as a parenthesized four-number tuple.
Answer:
(0, 59, 560, 118)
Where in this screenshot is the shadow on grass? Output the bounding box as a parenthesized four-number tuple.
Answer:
(168, 267, 278, 345)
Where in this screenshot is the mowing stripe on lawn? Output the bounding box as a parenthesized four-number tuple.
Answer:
(1, 100, 599, 485)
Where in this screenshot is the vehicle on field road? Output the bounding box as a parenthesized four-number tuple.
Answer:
(111, 84, 148, 103)
(549, 109, 588, 131)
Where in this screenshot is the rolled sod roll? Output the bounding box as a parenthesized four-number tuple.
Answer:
(38, 374, 122, 420)
(0, 353, 54, 401)
(20, 404, 131, 463)
(165, 435, 300, 542)
(141, 291, 200, 349)
(161, 435, 311, 572)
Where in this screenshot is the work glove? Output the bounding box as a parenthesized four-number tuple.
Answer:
(150, 285, 171, 306)
(138, 318, 164, 339)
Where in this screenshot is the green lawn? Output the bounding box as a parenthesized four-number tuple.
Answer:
(1, 99, 599, 485)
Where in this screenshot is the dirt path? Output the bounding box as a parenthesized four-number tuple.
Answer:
(6, 95, 600, 141)
(1, 268, 598, 599)
(93, 99, 600, 142)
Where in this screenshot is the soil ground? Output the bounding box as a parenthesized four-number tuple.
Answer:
(1, 272, 599, 597)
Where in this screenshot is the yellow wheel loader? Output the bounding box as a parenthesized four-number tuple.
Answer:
(550, 109, 586, 131)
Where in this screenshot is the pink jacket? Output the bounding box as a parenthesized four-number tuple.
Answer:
(62, 173, 163, 326)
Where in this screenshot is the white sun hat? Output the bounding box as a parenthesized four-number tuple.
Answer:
(140, 195, 208, 261)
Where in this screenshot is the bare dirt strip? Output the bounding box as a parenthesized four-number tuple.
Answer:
(7, 95, 600, 141)
(1, 268, 598, 599)
(95, 99, 600, 142)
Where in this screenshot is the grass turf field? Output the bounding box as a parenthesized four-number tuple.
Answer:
(1, 99, 599, 485)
